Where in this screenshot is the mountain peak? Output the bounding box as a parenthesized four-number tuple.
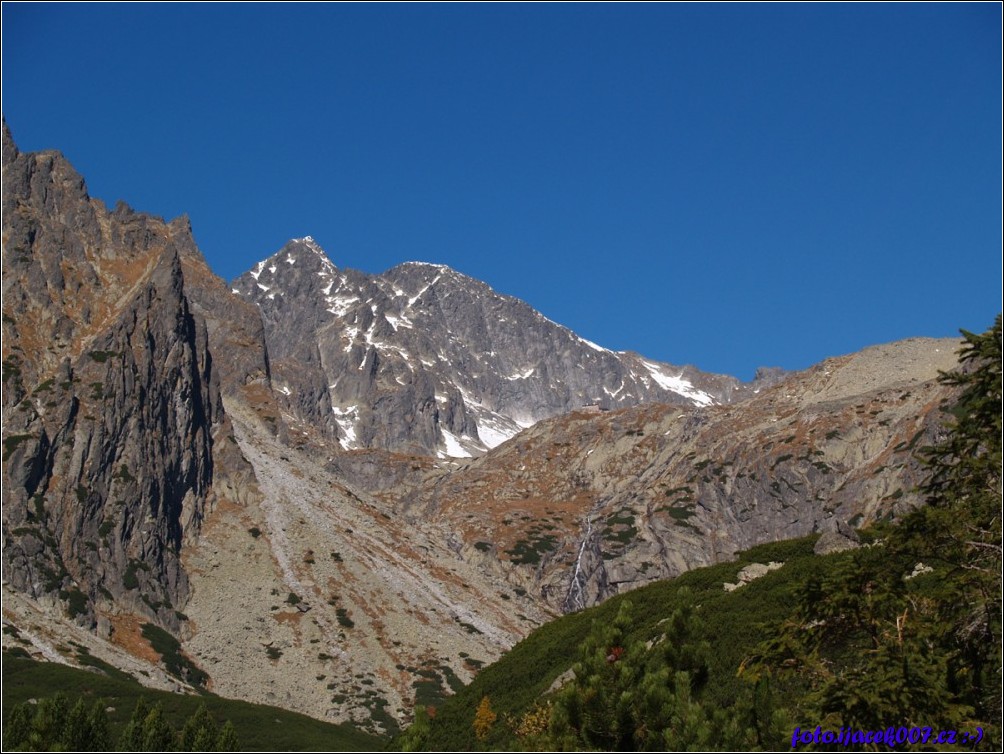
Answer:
(238, 236, 339, 288)
(232, 243, 754, 457)
(290, 235, 325, 254)
(280, 235, 333, 264)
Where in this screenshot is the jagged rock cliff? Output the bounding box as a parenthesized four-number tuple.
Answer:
(1, 121, 225, 634)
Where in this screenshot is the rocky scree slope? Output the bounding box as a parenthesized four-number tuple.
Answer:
(179, 399, 553, 731)
(232, 238, 780, 458)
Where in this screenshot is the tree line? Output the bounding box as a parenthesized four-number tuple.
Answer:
(2, 694, 239, 752)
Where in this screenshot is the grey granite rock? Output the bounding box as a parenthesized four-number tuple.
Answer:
(232, 238, 780, 457)
(814, 530, 862, 555)
(2, 122, 221, 633)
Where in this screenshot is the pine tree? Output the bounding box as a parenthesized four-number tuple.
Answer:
(2, 702, 33, 750)
(903, 315, 1002, 734)
(902, 316, 1003, 590)
(215, 720, 240, 752)
(86, 699, 111, 752)
(119, 697, 152, 751)
(748, 317, 1003, 745)
(2, 695, 111, 752)
(141, 704, 176, 752)
(398, 706, 432, 752)
(548, 600, 642, 750)
(919, 315, 1002, 517)
(29, 692, 69, 750)
(63, 698, 93, 751)
(194, 721, 221, 752)
(180, 702, 218, 751)
(547, 595, 740, 751)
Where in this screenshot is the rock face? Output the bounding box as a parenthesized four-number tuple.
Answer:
(405, 337, 961, 612)
(232, 238, 777, 458)
(1, 121, 224, 632)
(174, 222, 273, 399)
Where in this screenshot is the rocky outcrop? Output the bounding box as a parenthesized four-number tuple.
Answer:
(723, 561, 784, 591)
(0, 129, 556, 730)
(813, 520, 861, 555)
(1, 122, 223, 633)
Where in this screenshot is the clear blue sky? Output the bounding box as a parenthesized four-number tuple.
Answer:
(3, 3, 1000, 379)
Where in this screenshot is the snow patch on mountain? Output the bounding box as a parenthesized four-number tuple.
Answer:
(477, 416, 521, 449)
(507, 366, 535, 380)
(578, 336, 610, 353)
(332, 406, 359, 450)
(603, 381, 624, 399)
(640, 361, 716, 407)
(326, 293, 358, 317)
(407, 273, 444, 307)
(439, 428, 473, 458)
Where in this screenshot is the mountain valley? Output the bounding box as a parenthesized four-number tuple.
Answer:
(1, 123, 968, 735)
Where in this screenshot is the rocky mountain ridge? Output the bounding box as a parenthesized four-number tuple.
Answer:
(232, 237, 782, 458)
(401, 337, 960, 612)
